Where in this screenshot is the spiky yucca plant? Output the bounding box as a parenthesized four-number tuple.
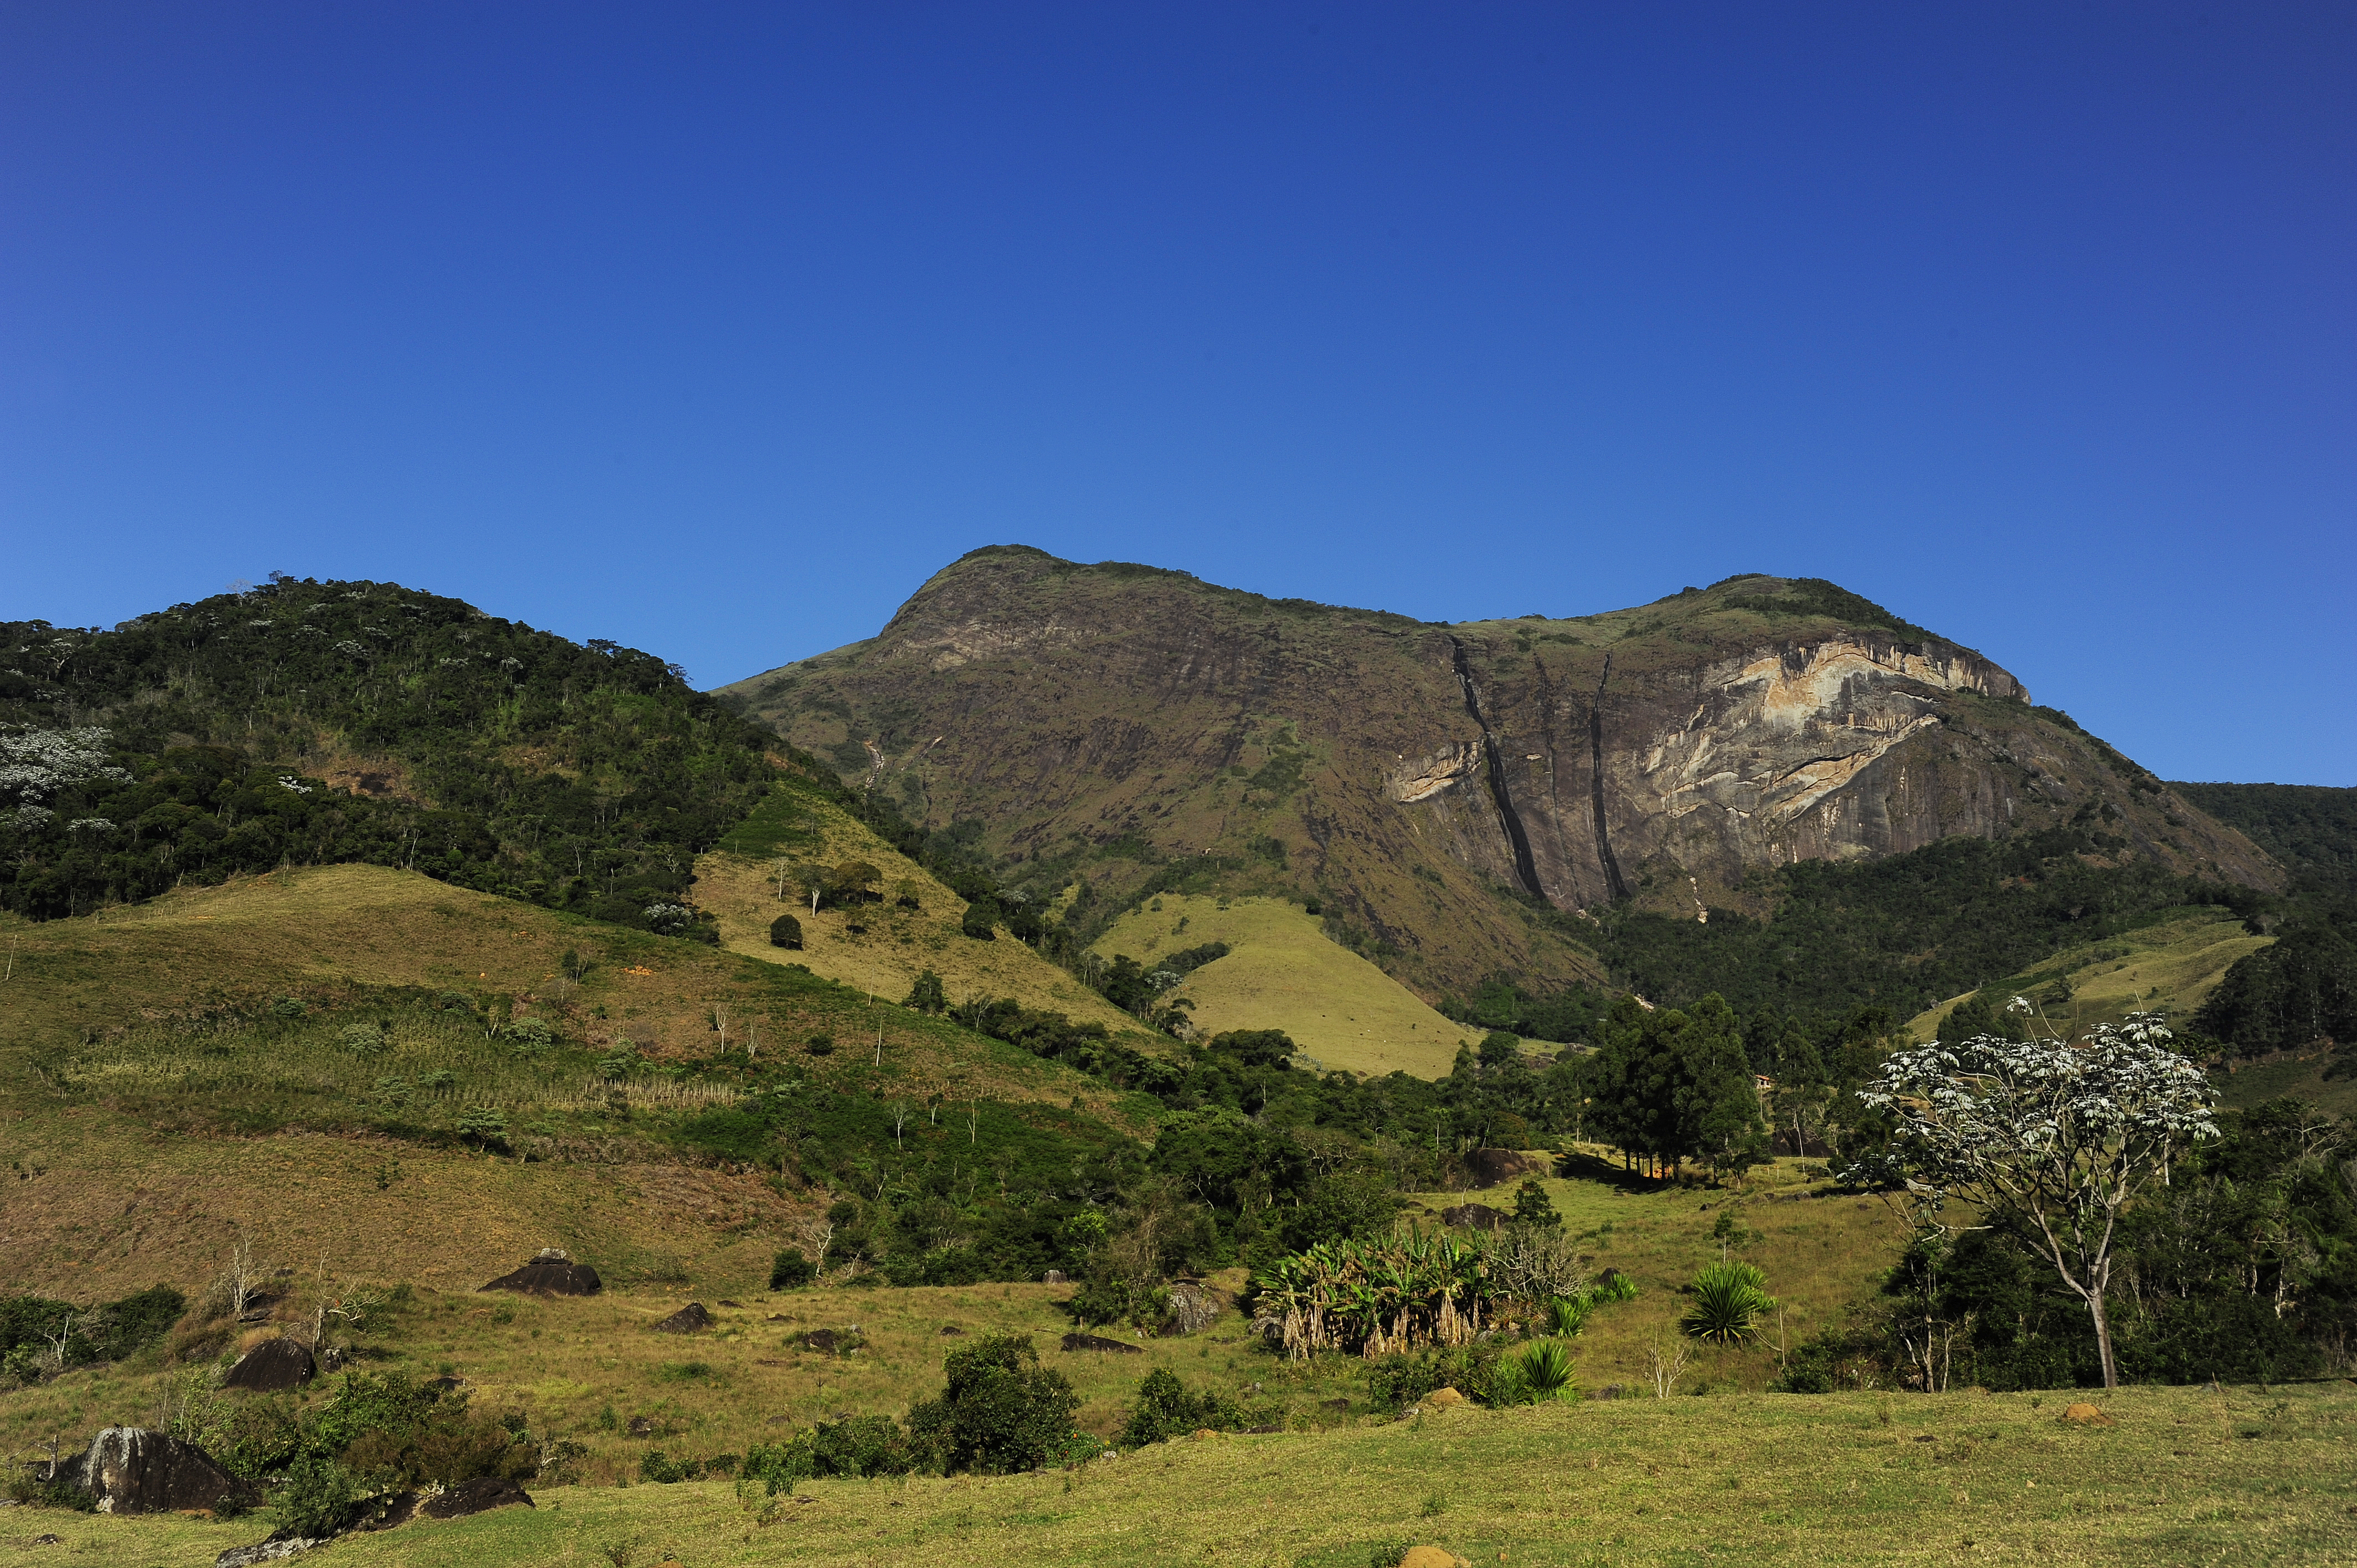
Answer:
(1681, 1261, 1775, 1344)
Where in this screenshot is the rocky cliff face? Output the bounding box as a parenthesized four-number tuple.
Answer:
(721, 548, 2278, 996)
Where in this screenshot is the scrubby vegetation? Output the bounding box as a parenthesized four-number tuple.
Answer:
(1, 577, 780, 932)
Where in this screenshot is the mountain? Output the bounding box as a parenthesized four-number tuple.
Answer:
(718, 546, 2279, 1001)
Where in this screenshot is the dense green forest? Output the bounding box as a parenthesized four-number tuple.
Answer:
(0, 575, 779, 930)
(2173, 781, 2357, 904)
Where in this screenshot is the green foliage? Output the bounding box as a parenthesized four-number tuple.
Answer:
(2195, 919, 2357, 1059)
(1715, 577, 1934, 642)
(1586, 993, 1769, 1178)
(1363, 1342, 1504, 1411)
(2172, 782, 2357, 904)
(270, 1452, 357, 1539)
(767, 912, 804, 950)
(1511, 1178, 1561, 1230)
(1252, 1231, 1502, 1359)
(904, 1333, 1081, 1475)
(1682, 1261, 1776, 1344)
(768, 1249, 816, 1290)
(902, 968, 947, 1014)
(1507, 1338, 1577, 1402)
(0, 578, 783, 927)
(0, 1282, 186, 1379)
(961, 900, 998, 940)
(3, 1469, 95, 1510)
(1543, 1294, 1593, 1337)
(1119, 1369, 1243, 1446)
(1598, 829, 2251, 1038)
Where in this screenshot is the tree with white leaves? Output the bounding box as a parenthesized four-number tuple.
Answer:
(1847, 1002, 2217, 1389)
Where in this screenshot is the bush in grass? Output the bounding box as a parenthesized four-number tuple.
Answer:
(4, 1468, 95, 1510)
(1501, 1338, 1577, 1404)
(739, 1415, 922, 1491)
(903, 969, 948, 1015)
(904, 1333, 1080, 1474)
(1683, 1261, 1776, 1345)
(768, 914, 803, 950)
(1119, 1369, 1244, 1446)
(768, 1249, 816, 1290)
(1511, 1178, 1561, 1230)
(1364, 1343, 1505, 1412)
(960, 901, 997, 940)
(271, 1452, 356, 1539)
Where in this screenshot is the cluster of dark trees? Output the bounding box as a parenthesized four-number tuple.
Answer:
(0, 576, 777, 931)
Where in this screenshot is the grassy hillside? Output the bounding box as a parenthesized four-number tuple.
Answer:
(1900, 911, 2272, 1045)
(5, 1155, 2350, 1566)
(1090, 895, 1475, 1077)
(0, 865, 1151, 1307)
(696, 783, 1149, 1038)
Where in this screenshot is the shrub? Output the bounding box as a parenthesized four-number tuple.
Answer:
(903, 969, 947, 1014)
(1682, 1261, 1775, 1345)
(1364, 1343, 1504, 1411)
(4, 1469, 95, 1510)
(1510, 1178, 1561, 1230)
(739, 1414, 922, 1490)
(339, 1023, 386, 1053)
(1544, 1294, 1593, 1337)
(456, 1105, 508, 1147)
(960, 902, 997, 940)
(904, 1333, 1079, 1474)
(1594, 1270, 1640, 1303)
(768, 1249, 816, 1290)
(768, 914, 803, 950)
(271, 1452, 356, 1539)
(1508, 1338, 1577, 1402)
(1119, 1369, 1243, 1446)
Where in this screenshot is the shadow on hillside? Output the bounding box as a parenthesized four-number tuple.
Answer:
(1554, 1147, 1675, 1194)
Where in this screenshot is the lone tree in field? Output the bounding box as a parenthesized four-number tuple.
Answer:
(1849, 1004, 2215, 1389)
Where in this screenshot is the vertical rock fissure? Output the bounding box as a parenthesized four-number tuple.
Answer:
(1588, 655, 1629, 902)
(1446, 636, 1545, 901)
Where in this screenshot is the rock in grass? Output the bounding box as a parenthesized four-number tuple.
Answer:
(1398, 1549, 1472, 1568)
(1059, 1331, 1144, 1354)
(421, 1477, 534, 1519)
(1438, 1203, 1507, 1232)
(1424, 1387, 1467, 1409)
(2061, 1402, 2114, 1426)
(223, 1338, 315, 1393)
(480, 1250, 603, 1296)
(652, 1302, 713, 1334)
(76, 1427, 261, 1515)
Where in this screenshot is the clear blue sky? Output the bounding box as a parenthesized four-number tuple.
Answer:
(3, 3, 2350, 783)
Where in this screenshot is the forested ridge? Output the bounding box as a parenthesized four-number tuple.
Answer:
(1, 574, 781, 931)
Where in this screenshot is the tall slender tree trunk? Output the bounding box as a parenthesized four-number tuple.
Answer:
(2089, 1288, 2119, 1389)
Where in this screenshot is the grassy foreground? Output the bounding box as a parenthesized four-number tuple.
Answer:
(7, 1381, 2353, 1567)
(1092, 895, 1473, 1078)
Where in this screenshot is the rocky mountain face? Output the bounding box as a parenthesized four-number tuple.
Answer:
(719, 547, 2278, 997)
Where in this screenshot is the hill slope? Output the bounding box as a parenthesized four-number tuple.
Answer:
(694, 780, 1152, 1036)
(2, 576, 777, 933)
(1090, 894, 1474, 1076)
(719, 548, 2278, 998)
(0, 864, 1143, 1305)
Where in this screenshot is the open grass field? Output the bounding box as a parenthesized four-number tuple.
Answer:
(694, 786, 1147, 1036)
(2214, 1051, 2357, 1119)
(1901, 911, 2271, 1045)
(1092, 896, 1474, 1078)
(10, 1380, 2356, 1566)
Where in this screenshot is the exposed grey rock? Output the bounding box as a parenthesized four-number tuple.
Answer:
(75, 1427, 260, 1515)
(421, 1477, 533, 1519)
(1058, 1331, 1143, 1354)
(1439, 1202, 1508, 1231)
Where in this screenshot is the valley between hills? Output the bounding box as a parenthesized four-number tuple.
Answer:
(1, 554, 2353, 1566)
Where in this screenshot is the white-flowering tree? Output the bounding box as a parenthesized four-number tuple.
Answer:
(1847, 1003, 2216, 1389)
